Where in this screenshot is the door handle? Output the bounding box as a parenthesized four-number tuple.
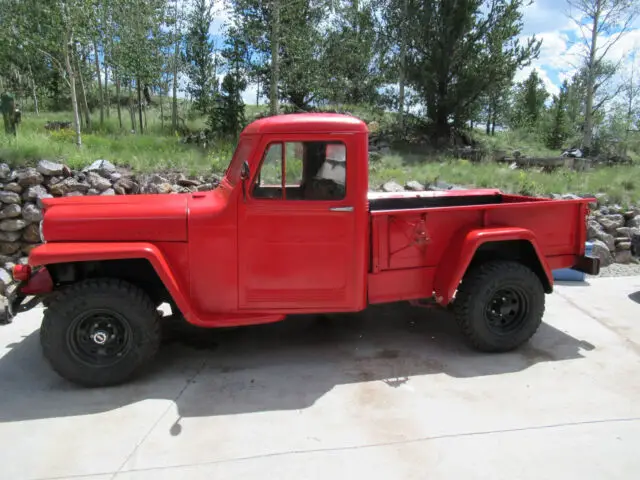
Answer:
(329, 206, 354, 212)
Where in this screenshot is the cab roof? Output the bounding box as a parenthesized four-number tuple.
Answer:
(241, 113, 368, 135)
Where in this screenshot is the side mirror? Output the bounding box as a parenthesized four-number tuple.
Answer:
(240, 160, 250, 180)
(240, 161, 250, 201)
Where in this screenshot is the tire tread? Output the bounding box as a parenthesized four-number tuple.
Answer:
(41, 278, 161, 387)
(453, 260, 545, 352)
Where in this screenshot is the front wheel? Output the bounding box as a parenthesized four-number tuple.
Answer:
(40, 279, 161, 387)
(453, 261, 545, 352)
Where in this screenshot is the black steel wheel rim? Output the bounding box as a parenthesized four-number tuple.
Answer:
(484, 287, 529, 335)
(67, 309, 133, 367)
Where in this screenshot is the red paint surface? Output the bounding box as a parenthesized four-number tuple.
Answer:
(26, 113, 593, 327)
(41, 194, 188, 242)
(20, 267, 53, 295)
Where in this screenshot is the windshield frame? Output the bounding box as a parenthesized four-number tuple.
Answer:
(224, 135, 256, 187)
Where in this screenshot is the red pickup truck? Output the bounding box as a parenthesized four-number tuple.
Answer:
(6, 113, 598, 387)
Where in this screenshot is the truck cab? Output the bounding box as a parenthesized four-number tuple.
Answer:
(189, 114, 370, 319)
(6, 113, 599, 387)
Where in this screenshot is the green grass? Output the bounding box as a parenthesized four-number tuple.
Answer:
(3, 110, 640, 206)
(371, 154, 640, 205)
(0, 110, 236, 174)
(473, 129, 559, 158)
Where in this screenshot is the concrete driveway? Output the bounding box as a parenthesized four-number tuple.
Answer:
(1, 276, 640, 480)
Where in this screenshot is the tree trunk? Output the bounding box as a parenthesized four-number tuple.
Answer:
(104, 63, 110, 118)
(269, 0, 280, 116)
(624, 59, 635, 155)
(583, 2, 600, 151)
(398, 0, 407, 130)
(103, 11, 111, 119)
(75, 48, 92, 131)
(93, 40, 104, 126)
(27, 63, 39, 116)
(129, 81, 135, 131)
(137, 78, 144, 134)
(160, 89, 164, 130)
(76, 77, 83, 130)
(64, 37, 81, 146)
(115, 71, 122, 129)
(172, 41, 179, 132)
(485, 105, 491, 135)
(434, 106, 450, 144)
(31, 79, 39, 116)
(171, 0, 180, 133)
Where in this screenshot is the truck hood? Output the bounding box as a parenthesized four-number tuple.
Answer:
(41, 194, 188, 242)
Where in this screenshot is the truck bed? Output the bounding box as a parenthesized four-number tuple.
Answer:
(368, 188, 534, 211)
(367, 189, 591, 304)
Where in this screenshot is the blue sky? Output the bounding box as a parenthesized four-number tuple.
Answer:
(207, 0, 640, 103)
(515, 0, 640, 96)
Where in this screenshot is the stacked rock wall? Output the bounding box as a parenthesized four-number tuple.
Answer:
(588, 207, 640, 266)
(0, 158, 638, 294)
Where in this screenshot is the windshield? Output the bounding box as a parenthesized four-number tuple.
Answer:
(225, 136, 255, 186)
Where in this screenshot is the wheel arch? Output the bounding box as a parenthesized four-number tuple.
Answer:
(433, 227, 553, 305)
(46, 259, 170, 306)
(29, 242, 192, 320)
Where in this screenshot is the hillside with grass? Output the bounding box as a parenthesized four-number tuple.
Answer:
(2, 105, 639, 207)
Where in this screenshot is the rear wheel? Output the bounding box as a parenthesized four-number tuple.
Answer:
(453, 261, 545, 352)
(40, 278, 161, 387)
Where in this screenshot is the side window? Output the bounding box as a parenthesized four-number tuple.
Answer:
(252, 141, 346, 200)
(258, 143, 282, 186)
(285, 142, 304, 185)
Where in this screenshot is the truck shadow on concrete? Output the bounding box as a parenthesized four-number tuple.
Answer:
(0, 303, 592, 423)
(628, 291, 640, 304)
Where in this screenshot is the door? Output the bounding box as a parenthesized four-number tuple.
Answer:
(238, 136, 358, 311)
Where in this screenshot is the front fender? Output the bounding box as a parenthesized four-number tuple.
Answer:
(28, 242, 193, 322)
(433, 227, 553, 306)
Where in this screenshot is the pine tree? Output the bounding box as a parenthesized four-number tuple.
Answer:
(546, 81, 571, 149)
(185, 0, 215, 115)
(209, 28, 247, 137)
(510, 70, 548, 129)
(402, 0, 540, 141)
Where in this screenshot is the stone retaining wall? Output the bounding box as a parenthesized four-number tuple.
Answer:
(0, 159, 637, 295)
(588, 207, 640, 266)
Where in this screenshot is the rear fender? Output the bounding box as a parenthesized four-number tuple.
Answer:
(28, 242, 193, 321)
(433, 227, 553, 306)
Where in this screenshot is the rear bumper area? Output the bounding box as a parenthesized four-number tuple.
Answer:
(572, 255, 601, 276)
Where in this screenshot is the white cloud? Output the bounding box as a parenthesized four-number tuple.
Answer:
(515, 0, 640, 97)
(242, 83, 259, 105)
(520, 0, 575, 35)
(514, 65, 560, 97)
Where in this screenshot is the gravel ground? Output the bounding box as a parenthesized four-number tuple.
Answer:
(588, 261, 640, 278)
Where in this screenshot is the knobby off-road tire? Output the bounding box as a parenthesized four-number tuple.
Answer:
(453, 260, 545, 352)
(40, 278, 161, 387)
